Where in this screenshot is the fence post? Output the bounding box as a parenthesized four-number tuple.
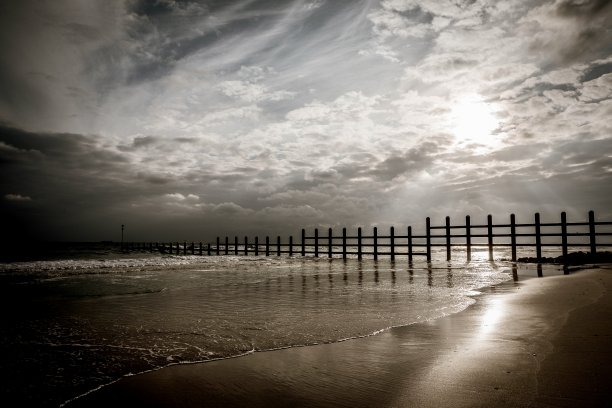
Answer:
(589, 210, 596, 254)
(176, 242, 180, 255)
(487, 215, 493, 261)
(314, 228, 319, 258)
(426, 217, 431, 262)
(561, 212, 568, 259)
(301, 229, 306, 256)
(358, 227, 362, 260)
(207, 243, 211, 256)
(244, 236, 248, 256)
(216, 237, 220, 255)
(255, 236, 259, 256)
(373, 227, 378, 261)
(183, 241, 187, 255)
(277, 236, 281, 256)
(342, 228, 347, 259)
(408, 226, 413, 262)
(225, 237, 229, 255)
(191, 242, 195, 255)
(265, 236, 270, 256)
(390, 226, 395, 261)
(445, 216, 451, 261)
(233, 237, 238, 255)
(199, 242, 203, 256)
(535, 213, 541, 259)
(510, 214, 517, 262)
(466, 215, 471, 262)
(328, 228, 333, 258)
(289, 236, 293, 256)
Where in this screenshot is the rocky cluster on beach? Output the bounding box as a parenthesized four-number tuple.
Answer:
(517, 251, 612, 265)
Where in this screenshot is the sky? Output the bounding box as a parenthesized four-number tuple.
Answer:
(1, 0, 611, 243)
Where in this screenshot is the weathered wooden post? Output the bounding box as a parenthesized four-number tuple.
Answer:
(589, 210, 596, 254)
(289, 236, 293, 256)
(191, 242, 195, 255)
(342, 228, 347, 259)
(276, 236, 281, 256)
(510, 214, 517, 262)
(373, 227, 378, 261)
(216, 237, 220, 255)
(176, 242, 180, 255)
(445, 216, 451, 261)
(255, 236, 259, 256)
(390, 226, 395, 261)
(561, 212, 568, 259)
(426, 217, 431, 262)
(357, 227, 362, 260)
(466, 215, 471, 262)
(328, 228, 333, 258)
(314, 228, 319, 258)
(199, 242, 202, 256)
(183, 241, 187, 255)
(487, 215, 493, 261)
(408, 226, 413, 262)
(265, 236, 270, 256)
(301, 229, 306, 257)
(234, 236, 239, 255)
(207, 243, 211, 256)
(225, 236, 229, 255)
(244, 236, 249, 256)
(535, 213, 541, 259)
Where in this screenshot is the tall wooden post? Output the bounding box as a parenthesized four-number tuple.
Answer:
(191, 242, 194, 255)
(373, 227, 378, 261)
(408, 226, 413, 262)
(224, 237, 229, 255)
(289, 236, 293, 256)
(445, 216, 451, 261)
(357, 227, 362, 260)
(314, 228, 319, 258)
(328, 228, 333, 258)
(176, 242, 180, 255)
(301, 229, 306, 256)
(255, 236, 259, 256)
(589, 210, 596, 254)
(561, 212, 568, 259)
(207, 243, 211, 256)
(535, 213, 541, 259)
(277, 236, 281, 256)
(426, 217, 431, 262)
(216, 237, 220, 255)
(510, 214, 517, 262)
(342, 228, 347, 259)
(244, 236, 248, 256)
(199, 242, 202, 256)
(265, 236, 270, 256)
(466, 215, 471, 262)
(390, 226, 395, 261)
(487, 215, 494, 261)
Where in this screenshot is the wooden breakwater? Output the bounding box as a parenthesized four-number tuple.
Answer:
(122, 211, 612, 263)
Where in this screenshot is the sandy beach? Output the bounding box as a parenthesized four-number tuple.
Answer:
(66, 266, 612, 408)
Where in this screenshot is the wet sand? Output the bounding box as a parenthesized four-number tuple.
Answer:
(66, 267, 612, 408)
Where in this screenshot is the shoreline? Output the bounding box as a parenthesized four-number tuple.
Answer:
(66, 265, 612, 407)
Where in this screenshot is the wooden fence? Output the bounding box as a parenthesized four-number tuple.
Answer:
(122, 211, 612, 262)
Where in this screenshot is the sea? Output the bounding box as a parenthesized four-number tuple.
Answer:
(0, 242, 569, 407)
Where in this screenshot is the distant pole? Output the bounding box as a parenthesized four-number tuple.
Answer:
(589, 210, 596, 255)
(265, 236, 270, 256)
(408, 226, 413, 263)
(466, 215, 471, 262)
(314, 229, 319, 258)
(244, 236, 249, 256)
(561, 212, 568, 259)
(487, 215, 493, 261)
(510, 214, 517, 262)
(357, 227, 362, 260)
(289, 236, 293, 256)
(342, 228, 347, 259)
(277, 236, 281, 256)
(328, 228, 333, 258)
(121, 224, 125, 251)
(390, 226, 395, 261)
(255, 236, 259, 256)
(373, 227, 378, 261)
(535, 213, 541, 260)
(445, 216, 451, 261)
(234, 236, 239, 256)
(426, 217, 431, 262)
(301, 229, 306, 257)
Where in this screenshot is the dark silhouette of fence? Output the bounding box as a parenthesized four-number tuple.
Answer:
(122, 211, 612, 262)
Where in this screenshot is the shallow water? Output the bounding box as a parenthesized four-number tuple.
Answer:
(0, 245, 568, 407)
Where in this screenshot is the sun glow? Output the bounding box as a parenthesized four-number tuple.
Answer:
(450, 95, 500, 150)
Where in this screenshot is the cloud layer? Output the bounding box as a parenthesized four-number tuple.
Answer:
(1, 0, 611, 242)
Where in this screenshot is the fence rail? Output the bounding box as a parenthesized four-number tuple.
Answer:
(122, 210, 612, 263)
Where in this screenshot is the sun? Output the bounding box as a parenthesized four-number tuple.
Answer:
(449, 95, 500, 150)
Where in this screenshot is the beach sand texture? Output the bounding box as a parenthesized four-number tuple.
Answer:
(67, 267, 612, 408)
